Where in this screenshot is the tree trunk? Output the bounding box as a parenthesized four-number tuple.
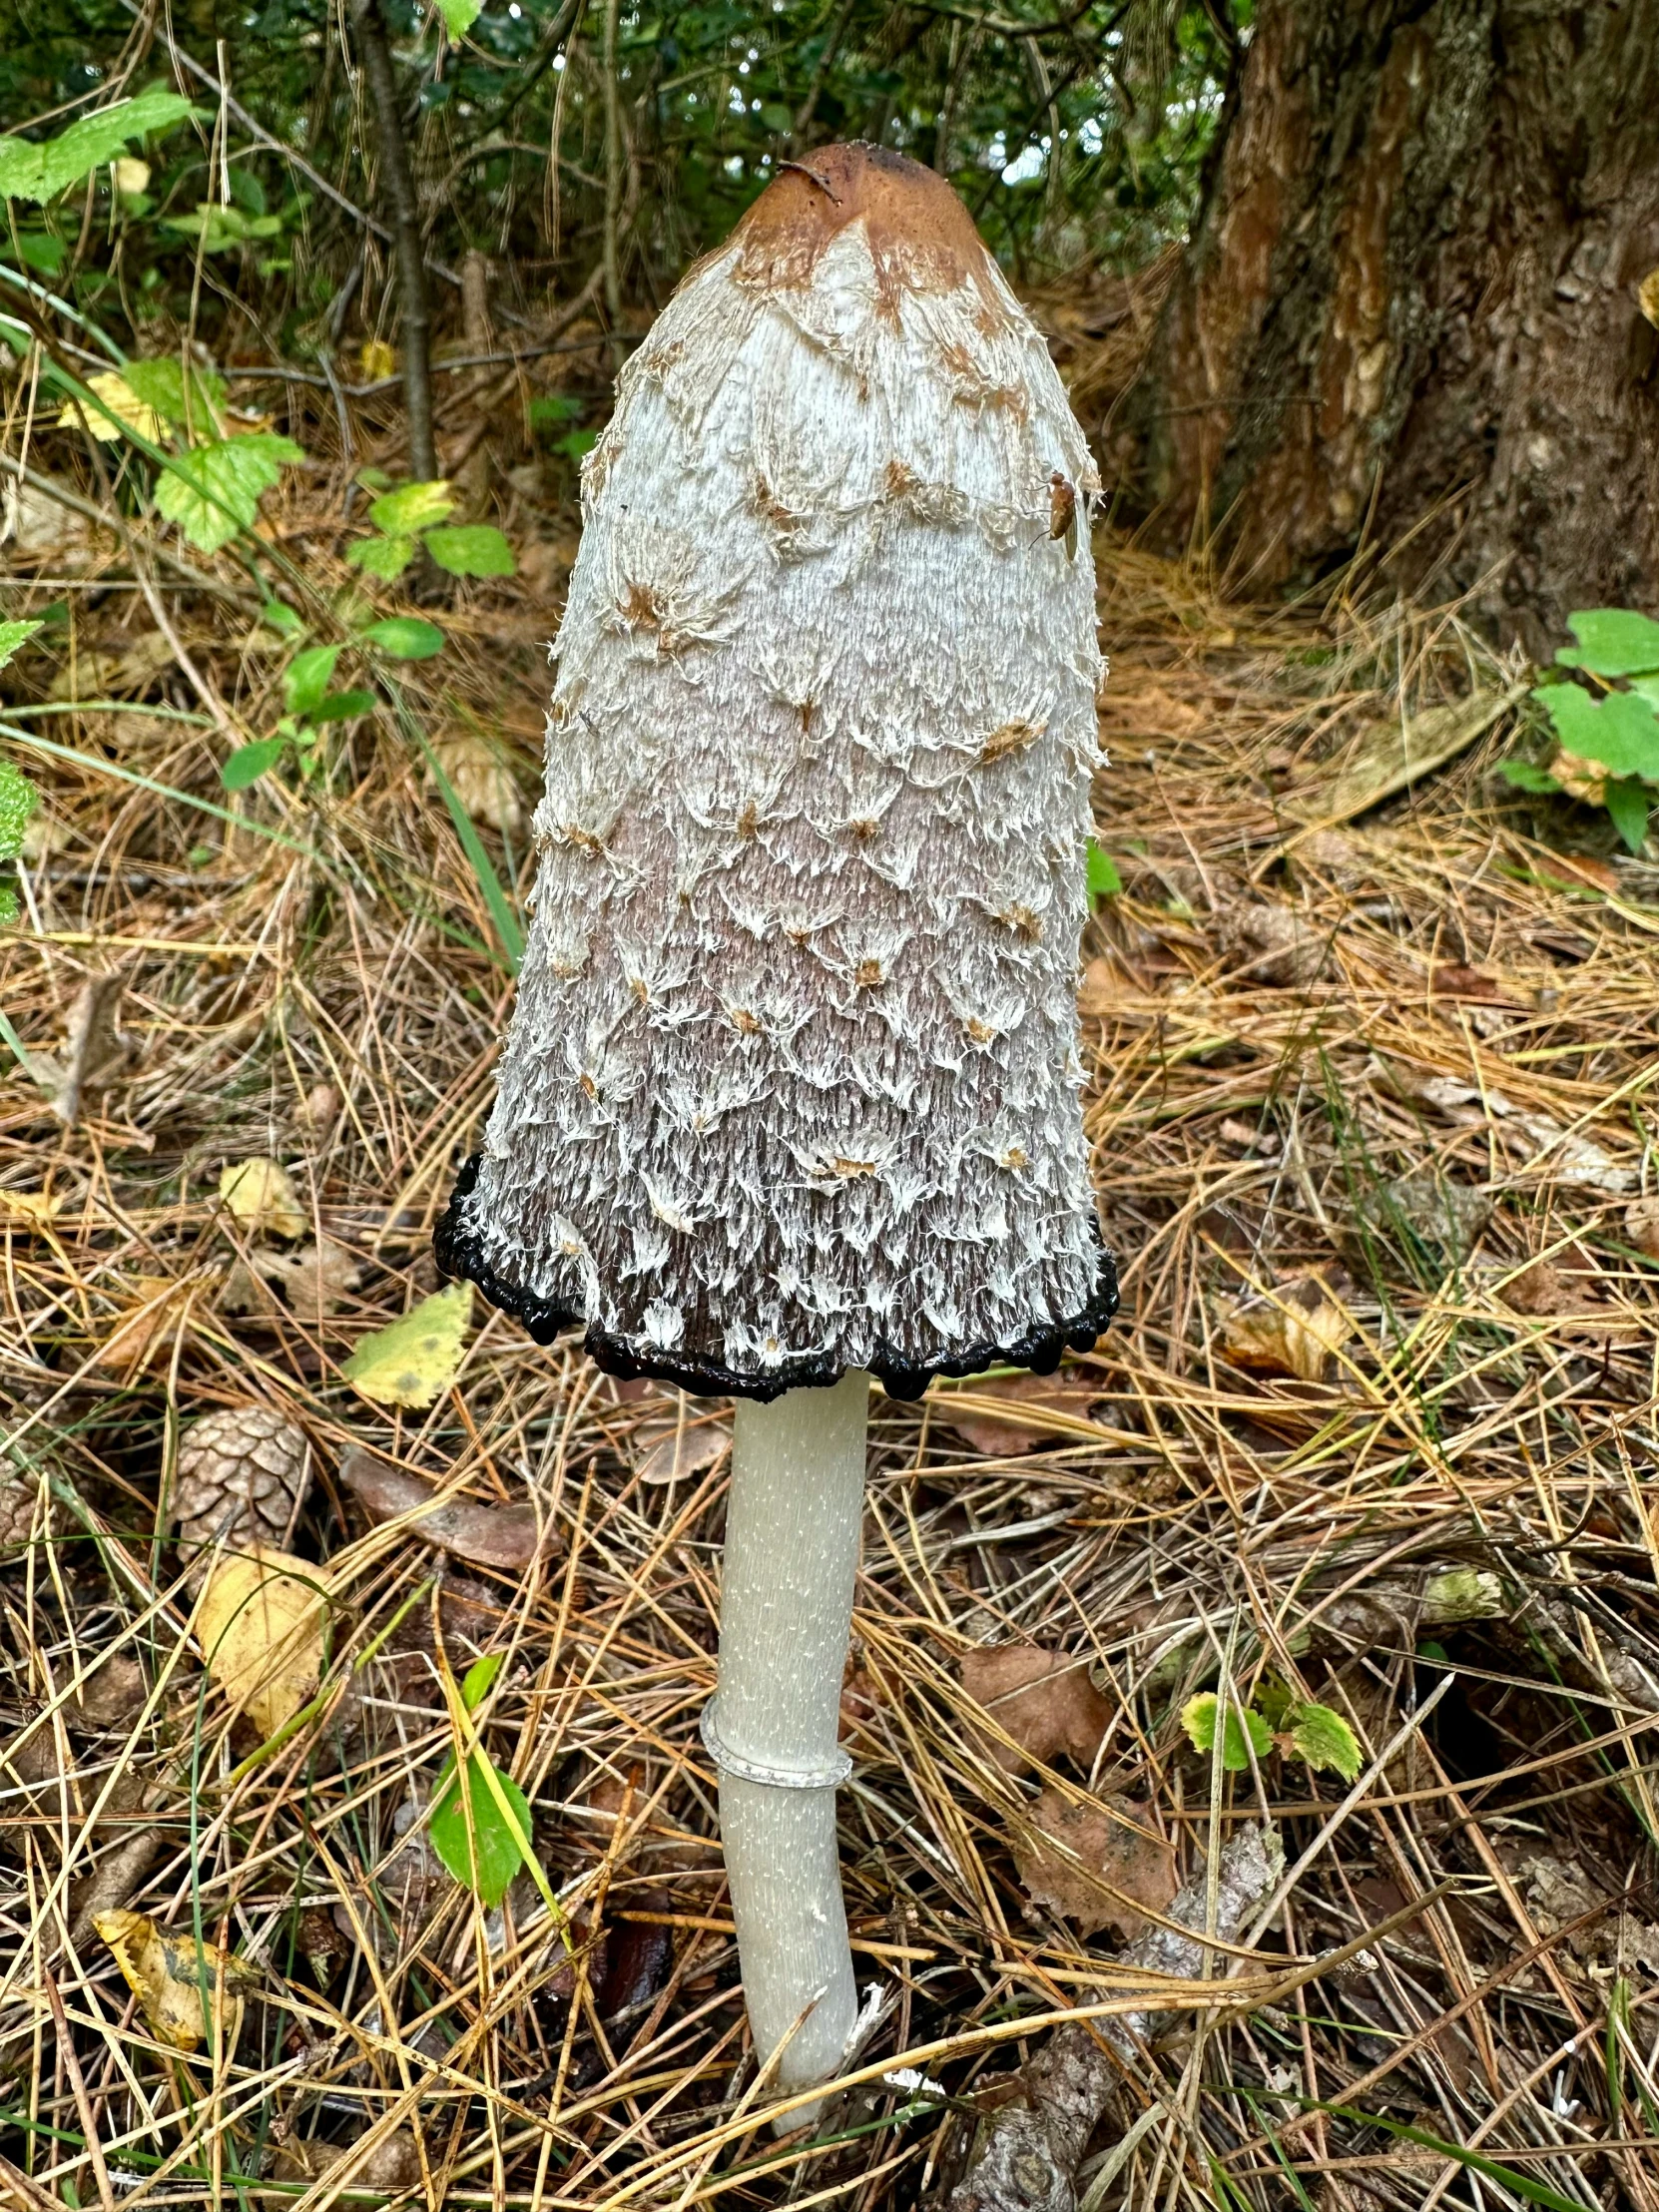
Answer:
(1127, 0, 1659, 652)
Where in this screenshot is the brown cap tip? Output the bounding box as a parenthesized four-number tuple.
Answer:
(728, 142, 1005, 317)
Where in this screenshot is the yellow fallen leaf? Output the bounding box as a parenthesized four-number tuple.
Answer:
(0, 1188, 63, 1230)
(59, 370, 166, 445)
(359, 337, 397, 382)
(1222, 1279, 1351, 1383)
(96, 1276, 196, 1374)
(95, 1909, 260, 2052)
(194, 1546, 327, 1740)
(343, 1283, 471, 1408)
(429, 729, 525, 836)
(112, 156, 151, 196)
(219, 1159, 306, 1240)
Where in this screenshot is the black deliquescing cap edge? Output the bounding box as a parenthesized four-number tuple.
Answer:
(433, 1152, 1119, 1405)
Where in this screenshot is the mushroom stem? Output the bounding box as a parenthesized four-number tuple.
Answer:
(705, 1370, 868, 2105)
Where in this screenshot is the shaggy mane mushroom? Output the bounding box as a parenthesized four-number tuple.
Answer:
(437, 140, 1116, 2105)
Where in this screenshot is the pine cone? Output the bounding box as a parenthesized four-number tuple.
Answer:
(0, 1474, 58, 1561)
(173, 1405, 309, 1585)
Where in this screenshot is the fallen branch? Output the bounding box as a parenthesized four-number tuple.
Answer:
(943, 1823, 1284, 2212)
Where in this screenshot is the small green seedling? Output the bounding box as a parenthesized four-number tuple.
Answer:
(221, 619, 450, 791)
(346, 479, 516, 585)
(1182, 1684, 1363, 1781)
(1501, 607, 1659, 854)
(428, 1653, 538, 1909)
(1086, 835, 1122, 902)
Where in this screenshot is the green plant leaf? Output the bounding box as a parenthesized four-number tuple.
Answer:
(1180, 1691, 1272, 1772)
(1555, 608, 1659, 679)
(368, 481, 454, 535)
(282, 645, 340, 719)
(527, 393, 585, 431)
(1253, 1680, 1294, 1730)
(460, 1652, 504, 1711)
(221, 737, 287, 791)
(361, 616, 445, 661)
(155, 432, 303, 553)
(428, 1751, 533, 1908)
(164, 203, 283, 251)
(0, 86, 197, 205)
(260, 600, 305, 641)
(1497, 758, 1561, 794)
(1287, 1702, 1363, 1780)
(0, 755, 39, 861)
(556, 428, 600, 463)
(308, 689, 376, 725)
(0, 620, 44, 674)
(1605, 778, 1651, 855)
(121, 356, 227, 429)
(422, 523, 516, 578)
(439, 0, 485, 34)
(1086, 837, 1122, 900)
(345, 533, 418, 580)
(1533, 683, 1659, 781)
(13, 231, 65, 275)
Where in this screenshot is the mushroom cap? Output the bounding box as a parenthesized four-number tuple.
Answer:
(436, 144, 1117, 1401)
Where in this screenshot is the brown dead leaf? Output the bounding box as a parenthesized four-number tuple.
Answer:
(272, 2131, 422, 2190)
(1625, 1198, 1659, 1262)
(339, 1448, 549, 1571)
(32, 971, 133, 1128)
(194, 1546, 327, 1740)
(1503, 1260, 1576, 1316)
(936, 1372, 1104, 1455)
(68, 1656, 148, 1732)
(1222, 1277, 1351, 1382)
(95, 1909, 260, 2052)
(960, 1646, 1112, 1776)
(635, 1418, 729, 1485)
(1076, 956, 1138, 1017)
(95, 1276, 197, 1374)
(1013, 1789, 1178, 1939)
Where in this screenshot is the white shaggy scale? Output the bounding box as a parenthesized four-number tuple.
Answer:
(448, 173, 1107, 1389)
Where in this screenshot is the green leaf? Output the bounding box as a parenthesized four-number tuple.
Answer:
(1180, 1691, 1272, 1772)
(429, 1751, 534, 1907)
(0, 619, 44, 675)
(1287, 1702, 1363, 1781)
(121, 356, 227, 429)
(164, 203, 283, 252)
(282, 645, 339, 719)
(1533, 683, 1659, 781)
(760, 101, 795, 133)
(368, 480, 454, 535)
(13, 231, 65, 275)
(527, 393, 585, 430)
(422, 523, 516, 578)
(155, 432, 303, 554)
(461, 1652, 505, 1711)
(1085, 837, 1122, 901)
(361, 616, 445, 661)
(556, 428, 600, 463)
(0, 755, 39, 861)
(308, 689, 376, 725)
(1555, 608, 1659, 679)
(1497, 758, 1561, 794)
(345, 533, 417, 580)
(260, 600, 304, 641)
(0, 86, 197, 205)
(439, 0, 485, 33)
(221, 738, 287, 791)
(1605, 778, 1651, 855)
(1253, 1680, 1294, 1730)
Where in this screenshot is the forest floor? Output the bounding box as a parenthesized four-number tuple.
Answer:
(4, 313, 1659, 2212)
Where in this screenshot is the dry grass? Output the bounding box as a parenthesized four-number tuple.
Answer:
(4, 375, 1659, 2212)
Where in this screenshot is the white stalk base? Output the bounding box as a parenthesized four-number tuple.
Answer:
(709, 1371, 869, 2109)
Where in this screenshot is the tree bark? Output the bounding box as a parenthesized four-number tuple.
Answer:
(1126, 0, 1659, 652)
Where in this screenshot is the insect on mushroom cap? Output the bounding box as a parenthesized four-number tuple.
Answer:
(435, 142, 1117, 1402)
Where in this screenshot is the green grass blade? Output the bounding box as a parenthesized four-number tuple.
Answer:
(391, 698, 524, 972)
